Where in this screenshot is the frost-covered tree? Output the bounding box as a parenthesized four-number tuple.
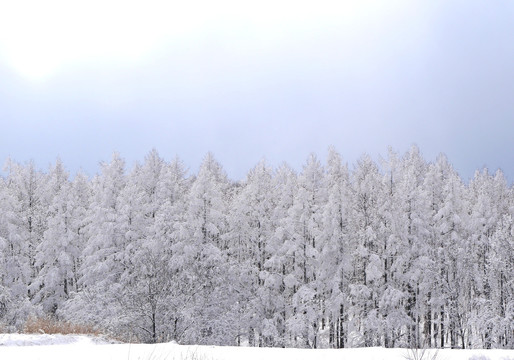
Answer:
(116, 150, 190, 343)
(227, 159, 277, 346)
(176, 152, 235, 345)
(0, 173, 25, 328)
(0, 148, 512, 349)
(149, 156, 191, 342)
(32, 159, 72, 314)
(429, 155, 470, 349)
(64, 153, 127, 335)
(263, 163, 298, 347)
(348, 154, 384, 347)
(319, 147, 352, 348)
(389, 146, 431, 348)
(114, 150, 165, 342)
(284, 154, 326, 348)
(488, 213, 514, 348)
(467, 169, 512, 348)
(0, 159, 46, 327)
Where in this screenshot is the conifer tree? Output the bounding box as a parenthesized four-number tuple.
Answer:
(320, 147, 352, 348)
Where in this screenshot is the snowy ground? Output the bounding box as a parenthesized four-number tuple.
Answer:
(1, 334, 514, 360)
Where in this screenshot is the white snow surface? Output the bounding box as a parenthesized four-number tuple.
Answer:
(0, 333, 110, 346)
(0, 334, 513, 360)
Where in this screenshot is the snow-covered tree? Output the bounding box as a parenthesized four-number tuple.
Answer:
(0, 149, 511, 349)
(0, 159, 46, 327)
(266, 163, 299, 347)
(319, 147, 352, 348)
(176, 152, 234, 345)
(348, 154, 384, 347)
(32, 159, 72, 314)
(284, 154, 326, 348)
(389, 146, 431, 348)
(65, 153, 127, 335)
(226, 159, 277, 346)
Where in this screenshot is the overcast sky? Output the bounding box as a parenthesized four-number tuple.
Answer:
(0, 0, 512, 182)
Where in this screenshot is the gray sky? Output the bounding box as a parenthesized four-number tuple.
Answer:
(0, 0, 513, 182)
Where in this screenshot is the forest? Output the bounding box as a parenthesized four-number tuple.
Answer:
(0, 146, 512, 349)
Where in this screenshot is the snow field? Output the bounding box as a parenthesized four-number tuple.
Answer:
(1, 334, 514, 360)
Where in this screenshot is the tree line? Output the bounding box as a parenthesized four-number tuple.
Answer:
(0, 146, 512, 349)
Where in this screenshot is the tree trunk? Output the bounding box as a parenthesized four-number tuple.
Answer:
(440, 308, 445, 348)
(425, 292, 432, 347)
(338, 304, 345, 348)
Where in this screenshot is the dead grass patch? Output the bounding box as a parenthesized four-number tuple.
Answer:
(23, 317, 99, 336)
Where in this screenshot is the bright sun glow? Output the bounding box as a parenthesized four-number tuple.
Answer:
(0, 0, 185, 80)
(0, 0, 394, 81)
